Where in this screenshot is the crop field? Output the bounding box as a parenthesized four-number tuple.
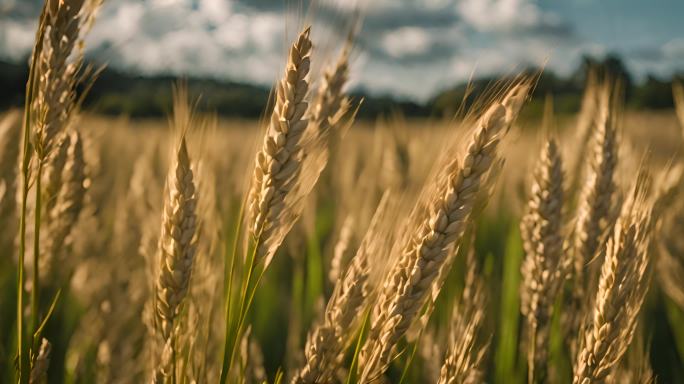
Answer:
(1, 1, 684, 384)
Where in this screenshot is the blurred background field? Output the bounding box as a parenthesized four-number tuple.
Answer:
(3, 103, 684, 382)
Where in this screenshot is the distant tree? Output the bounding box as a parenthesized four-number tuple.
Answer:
(631, 75, 674, 109)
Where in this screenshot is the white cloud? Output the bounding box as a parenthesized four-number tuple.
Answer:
(381, 27, 432, 58)
(457, 0, 563, 33)
(0, 19, 35, 60)
(663, 38, 684, 60)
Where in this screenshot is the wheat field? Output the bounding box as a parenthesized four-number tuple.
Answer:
(2, 1, 684, 384)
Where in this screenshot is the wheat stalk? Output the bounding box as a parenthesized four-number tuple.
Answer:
(520, 138, 567, 383)
(359, 84, 529, 381)
(573, 171, 654, 384)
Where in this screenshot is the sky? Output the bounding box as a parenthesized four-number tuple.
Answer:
(0, 0, 682, 101)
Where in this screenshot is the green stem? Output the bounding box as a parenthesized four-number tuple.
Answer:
(219, 200, 246, 384)
(398, 338, 420, 384)
(17, 4, 49, 382)
(346, 310, 370, 384)
(227, 253, 263, 382)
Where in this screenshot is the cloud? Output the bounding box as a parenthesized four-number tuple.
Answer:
(0, 0, 681, 101)
(457, 0, 571, 36)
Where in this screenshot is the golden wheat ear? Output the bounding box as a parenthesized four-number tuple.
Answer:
(32, 0, 99, 162)
(151, 134, 199, 381)
(566, 83, 619, 351)
(247, 27, 313, 268)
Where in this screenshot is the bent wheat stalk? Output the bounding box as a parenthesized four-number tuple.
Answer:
(359, 84, 529, 381)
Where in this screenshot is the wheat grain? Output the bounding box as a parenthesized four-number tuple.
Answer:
(520, 138, 567, 383)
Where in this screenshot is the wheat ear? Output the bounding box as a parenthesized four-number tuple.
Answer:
(310, 38, 352, 140)
(247, 27, 313, 267)
(155, 136, 198, 339)
(567, 87, 618, 349)
(41, 130, 87, 277)
(152, 135, 198, 382)
(359, 84, 528, 381)
(32, 0, 90, 161)
(573, 172, 654, 384)
(520, 138, 566, 383)
(42, 134, 71, 215)
(573, 89, 618, 277)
